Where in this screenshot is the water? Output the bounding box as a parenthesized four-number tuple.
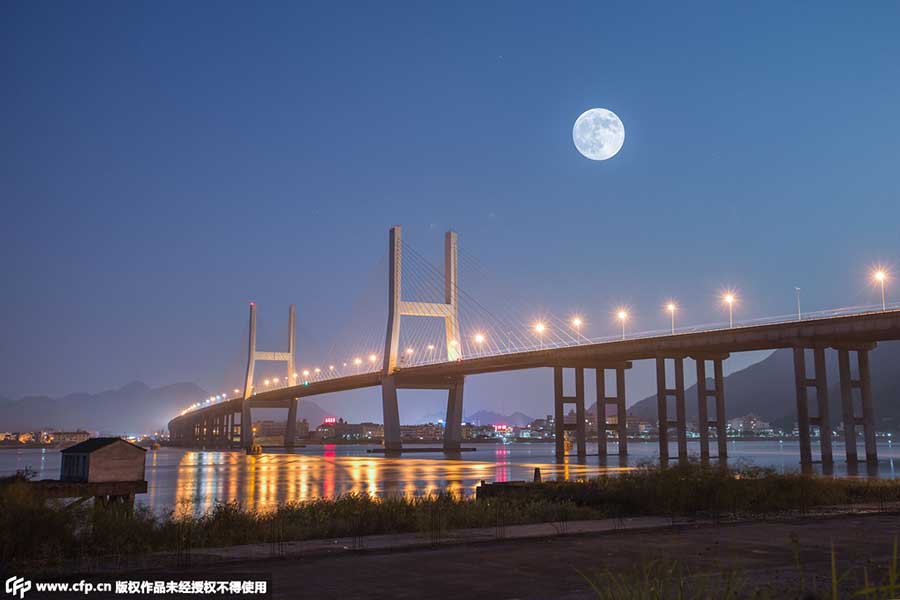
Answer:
(2, 441, 898, 516)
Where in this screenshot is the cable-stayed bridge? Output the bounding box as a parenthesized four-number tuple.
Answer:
(168, 226, 900, 466)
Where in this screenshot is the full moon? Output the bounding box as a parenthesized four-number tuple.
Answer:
(572, 108, 625, 161)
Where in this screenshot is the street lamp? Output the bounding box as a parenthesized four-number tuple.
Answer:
(666, 303, 676, 335)
(571, 316, 584, 343)
(795, 287, 802, 321)
(474, 333, 485, 353)
(616, 310, 628, 340)
(354, 357, 362, 373)
(723, 293, 736, 328)
(534, 322, 545, 349)
(874, 270, 888, 311)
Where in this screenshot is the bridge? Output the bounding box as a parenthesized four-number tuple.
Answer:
(168, 226, 900, 466)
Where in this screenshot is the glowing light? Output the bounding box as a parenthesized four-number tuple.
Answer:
(616, 310, 628, 321)
(302, 370, 310, 377)
(722, 292, 737, 327)
(329, 365, 335, 371)
(571, 317, 582, 327)
(353, 358, 362, 365)
(666, 302, 677, 334)
(314, 368, 321, 374)
(873, 268, 889, 311)
(292, 372, 298, 378)
(369, 354, 377, 362)
(450, 340, 458, 347)
(534, 322, 545, 333)
(406, 348, 414, 355)
(474, 333, 485, 344)
(273, 377, 280, 384)
(233, 389, 240, 394)
(427, 344, 435, 351)
(264, 379, 270, 386)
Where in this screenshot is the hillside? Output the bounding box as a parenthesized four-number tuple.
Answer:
(0, 382, 207, 434)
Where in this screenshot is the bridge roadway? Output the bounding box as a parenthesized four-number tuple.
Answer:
(168, 308, 900, 466)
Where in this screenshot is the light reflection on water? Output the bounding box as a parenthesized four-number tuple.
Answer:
(1, 441, 896, 516)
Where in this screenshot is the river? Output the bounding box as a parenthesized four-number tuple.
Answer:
(2, 440, 898, 516)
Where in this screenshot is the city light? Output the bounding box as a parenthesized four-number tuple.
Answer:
(666, 302, 676, 335)
(873, 269, 888, 311)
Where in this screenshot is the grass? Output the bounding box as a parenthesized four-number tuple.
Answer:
(3, 462, 900, 570)
(577, 538, 900, 599)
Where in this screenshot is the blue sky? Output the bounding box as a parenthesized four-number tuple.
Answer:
(2, 2, 899, 422)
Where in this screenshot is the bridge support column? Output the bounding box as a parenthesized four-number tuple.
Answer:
(240, 403, 253, 449)
(655, 356, 687, 462)
(793, 346, 833, 466)
(836, 345, 878, 464)
(443, 378, 465, 451)
(553, 367, 586, 460)
(285, 398, 298, 449)
(382, 376, 402, 452)
(597, 364, 631, 458)
(693, 354, 729, 460)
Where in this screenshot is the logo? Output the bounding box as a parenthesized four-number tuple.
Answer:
(5, 577, 31, 599)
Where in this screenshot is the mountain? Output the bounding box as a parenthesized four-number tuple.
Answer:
(615, 341, 900, 431)
(465, 410, 534, 427)
(0, 382, 207, 434)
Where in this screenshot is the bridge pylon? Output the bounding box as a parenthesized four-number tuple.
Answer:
(240, 302, 297, 449)
(381, 225, 463, 452)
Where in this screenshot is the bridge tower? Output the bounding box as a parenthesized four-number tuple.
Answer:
(240, 302, 297, 449)
(382, 225, 463, 453)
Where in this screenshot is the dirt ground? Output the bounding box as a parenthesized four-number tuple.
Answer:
(166, 513, 900, 599)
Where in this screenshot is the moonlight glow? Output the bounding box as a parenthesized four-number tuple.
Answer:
(572, 108, 625, 160)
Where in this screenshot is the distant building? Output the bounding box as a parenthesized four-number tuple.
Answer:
(727, 413, 772, 435)
(16, 432, 34, 444)
(53, 430, 92, 444)
(60, 437, 147, 483)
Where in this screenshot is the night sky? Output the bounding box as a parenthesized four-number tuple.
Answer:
(3, 2, 899, 423)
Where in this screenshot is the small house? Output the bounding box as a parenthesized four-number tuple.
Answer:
(60, 437, 147, 483)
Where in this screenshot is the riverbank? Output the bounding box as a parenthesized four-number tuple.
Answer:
(5, 462, 900, 572)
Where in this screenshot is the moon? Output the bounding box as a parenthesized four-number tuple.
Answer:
(572, 108, 625, 161)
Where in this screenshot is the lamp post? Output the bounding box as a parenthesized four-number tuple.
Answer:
(795, 287, 801, 321)
(617, 310, 628, 340)
(571, 316, 584, 343)
(723, 294, 735, 328)
(534, 322, 545, 350)
(666, 303, 676, 335)
(874, 271, 887, 311)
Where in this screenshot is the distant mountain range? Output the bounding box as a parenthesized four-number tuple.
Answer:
(465, 410, 534, 427)
(608, 341, 900, 432)
(0, 382, 208, 434)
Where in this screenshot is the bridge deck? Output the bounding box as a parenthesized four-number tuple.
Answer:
(168, 308, 900, 430)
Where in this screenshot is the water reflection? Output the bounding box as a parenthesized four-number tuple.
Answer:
(2, 441, 899, 517)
